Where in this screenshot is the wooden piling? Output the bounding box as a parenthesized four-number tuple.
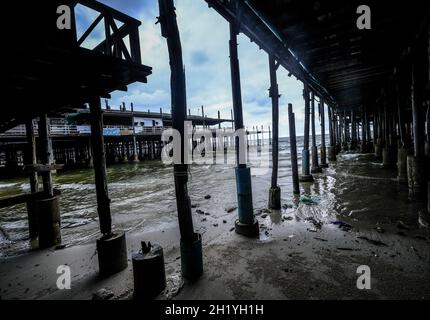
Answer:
(25, 119, 38, 193)
(320, 98, 328, 167)
(228, 19, 258, 236)
(268, 54, 280, 209)
(310, 92, 321, 173)
(300, 85, 313, 182)
(38, 114, 53, 197)
(288, 104, 300, 195)
(89, 97, 112, 236)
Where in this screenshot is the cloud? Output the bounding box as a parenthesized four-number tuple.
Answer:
(93, 0, 329, 137)
(190, 50, 209, 66)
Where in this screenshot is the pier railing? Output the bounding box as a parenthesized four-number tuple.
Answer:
(75, 0, 142, 64)
(0, 124, 166, 138)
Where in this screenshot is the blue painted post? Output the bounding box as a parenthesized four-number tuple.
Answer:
(229, 21, 259, 237)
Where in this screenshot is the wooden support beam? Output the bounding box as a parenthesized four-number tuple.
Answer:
(24, 164, 64, 173)
(158, 0, 196, 243)
(268, 54, 280, 209)
(25, 119, 38, 194)
(89, 97, 112, 236)
(0, 192, 45, 209)
(38, 114, 53, 197)
(288, 104, 300, 195)
(320, 98, 327, 166)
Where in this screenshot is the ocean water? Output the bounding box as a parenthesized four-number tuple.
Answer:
(0, 136, 426, 257)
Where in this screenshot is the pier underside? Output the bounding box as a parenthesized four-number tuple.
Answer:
(1, 0, 429, 303)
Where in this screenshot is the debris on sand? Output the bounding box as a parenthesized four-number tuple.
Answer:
(191, 204, 199, 208)
(229, 227, 235, 232)
(305, 217, 323, 229)
(375, 226, 385, 233)
(204, 195, 211, 200)
(282, 216, 294, 221)
(307, 227, 318, 233)
(92, 288, 114, 300)
(397, 220, 410, 230)
(314, 237, 328, 242)
(282, 204, 293, 209)
(357, 236, 388, 247)
(196, 209, 205, 215)
(300, 197, 319, 204)
(166, 273, 184, 300)
(225, 206, 237, 213)
(418, 211, 429, 229)
(336, 247, 360, 251)
(261, 214, 268, 219)
(330, 220, 352, 231)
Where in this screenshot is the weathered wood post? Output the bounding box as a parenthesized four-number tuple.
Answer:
(261, 125, 264, 146)
(268, 125, 272, 145)
(89, 97, 127, 276)
(396, 74, 409, 183)
(351, 110, 357, 150)
(268, 54, 281, 209)
(407, 32, 427, 199)
(319, 98, 328, 167)
(288, 104, 300, 195)
(25, 119, 39, 194)
(327, 106, 336, 161)
(310, 92, 322, 174)
(39, 115, 53, 197)
(343, 111, 349, 151)
(228, 19, 259, 237)
(382, 91, 395, 168)
(300, 85, 314, 182)
(335, 111, 341, 154)
(36, 114, 61, 249)
(130, 102, 139, 162)
(158, 0, 203, 278)
(24, 119, 39, 242)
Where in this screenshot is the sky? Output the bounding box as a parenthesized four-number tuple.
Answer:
(76, 0, 329, 137)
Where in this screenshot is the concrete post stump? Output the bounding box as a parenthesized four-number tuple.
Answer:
(97, 232, 128, 277)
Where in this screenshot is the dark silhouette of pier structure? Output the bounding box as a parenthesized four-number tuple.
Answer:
(1, 0, 429, 299)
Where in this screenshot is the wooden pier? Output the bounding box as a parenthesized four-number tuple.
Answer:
(1, 0, 429, 301)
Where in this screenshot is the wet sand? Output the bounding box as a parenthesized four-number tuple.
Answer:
(0, 152, 429, 299)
